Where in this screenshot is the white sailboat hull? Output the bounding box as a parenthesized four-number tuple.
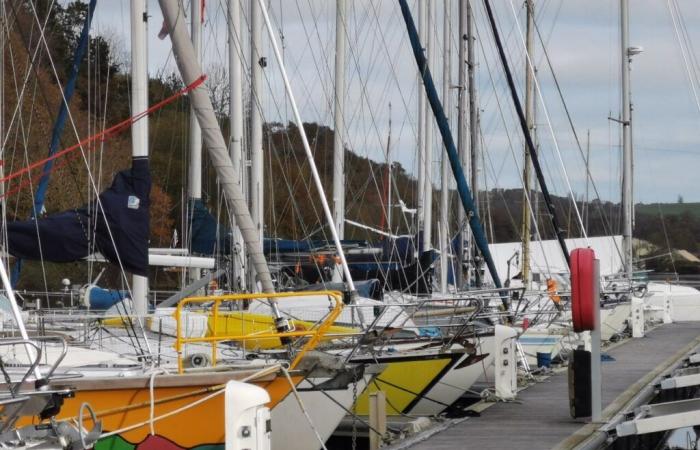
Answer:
(408, 336, 495, 415)
(271, 370, 374, 450)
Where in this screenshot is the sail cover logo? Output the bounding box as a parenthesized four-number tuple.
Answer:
(128, 195, 141, 209)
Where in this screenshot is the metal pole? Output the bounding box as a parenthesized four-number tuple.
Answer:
(482, 0, 570, 266)
(585, 129, 590, 231)
(620, 0, 634, 287)
(380, 105, 393, 233)
(158, 0, 277, 298)
(456, 0, 469, 289)
(1, 0, 6, 271)
(130, 0, 149, 316)
(386, 111, 393, 232)
(250, 0, 265, 290)
(257, 0, 357, 293)
(368, 391, 387, 450)
(439, 0, 451, 294)
(521, 0, 534, 289)
(333, 0, 346, 241)
(228, 0, 246, 291)
(188, 0, 203, 284)
(467, 0, 482, 286)
(422, 1, 434, 254)
(591, 259, 602, 422)
(416, 0, 426, 246)
(397, 0, 506, 298)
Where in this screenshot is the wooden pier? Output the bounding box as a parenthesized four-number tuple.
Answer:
(391, 322, 700, 450)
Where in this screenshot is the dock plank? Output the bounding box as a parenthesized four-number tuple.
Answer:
(405, 322, 700, 450)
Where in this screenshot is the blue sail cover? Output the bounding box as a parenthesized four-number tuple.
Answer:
(190, 198, 230, 255)
(86, 286, 129, 310)
(188, 202, 369, 256)
(186, 201, 436, 291)
(7, 157, 151, 276)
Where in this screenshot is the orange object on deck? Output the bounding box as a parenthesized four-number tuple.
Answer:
(547, 278, 561, 304)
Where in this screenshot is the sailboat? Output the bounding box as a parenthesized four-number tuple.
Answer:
(0, 2, 570, 449)
(0, 1, 356, 449)
(0, 266, 107, 449)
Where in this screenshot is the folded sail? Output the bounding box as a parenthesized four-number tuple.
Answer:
(7, 157, 151, 276)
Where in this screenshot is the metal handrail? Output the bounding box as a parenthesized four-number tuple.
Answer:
(0, 340, 42, 396)
(175, 290, 344, 374)
(31, 336, 68, 380)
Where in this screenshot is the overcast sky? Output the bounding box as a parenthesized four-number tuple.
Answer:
(86, 0, 700, 204)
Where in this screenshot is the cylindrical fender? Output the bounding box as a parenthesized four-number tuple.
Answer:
(571, 248, 596, 332)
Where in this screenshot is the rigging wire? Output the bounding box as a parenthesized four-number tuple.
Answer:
(250, 2, 415, 288)
(0, 77, 206, 190)
(666, 0, 700, 120)
(475, 27, 552, 276)
(531, 4, 627, 261)
(506, 0, 588, 246)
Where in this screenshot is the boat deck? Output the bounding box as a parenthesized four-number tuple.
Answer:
(395, 322, 700, 450)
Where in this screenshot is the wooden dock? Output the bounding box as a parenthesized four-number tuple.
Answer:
(393, 322, 700, 450)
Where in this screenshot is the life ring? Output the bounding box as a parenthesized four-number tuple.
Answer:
(571, 248, 596, 332)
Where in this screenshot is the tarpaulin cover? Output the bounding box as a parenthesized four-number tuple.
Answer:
(189, 198, 230, 255)
(86, 285, 129, 310)
(188, 202, 370, 257)
(7, 157, 151, 276)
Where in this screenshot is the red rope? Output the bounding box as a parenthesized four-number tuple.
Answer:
(4, 148, 81, 199)
(0, 75, 207, 197)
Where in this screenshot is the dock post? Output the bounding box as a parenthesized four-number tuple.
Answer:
(369, 391, 386, 450)
(591, 259, 602, 422)
(495, 325, 518, 400)
(663, 291, 673, 324)
(631, 297, 645, 338)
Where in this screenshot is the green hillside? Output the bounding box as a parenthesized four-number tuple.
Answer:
(636, 202, 700, 219)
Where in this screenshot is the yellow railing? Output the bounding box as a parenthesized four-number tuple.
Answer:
(175, 291, 344, 374)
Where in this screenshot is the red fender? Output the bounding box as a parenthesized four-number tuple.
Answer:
(571, 248, 596, 332)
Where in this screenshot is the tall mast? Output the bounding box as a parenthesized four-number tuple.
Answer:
(422, 1, 434, 254)
(0, 0, 5, 268)
(467, 0, 481, 286)
(188, 0, 203, 284)
(332, 0, 346, 242)
(159, 0, 281, 310)
(620, 0, 633, 285)
(585, 129, 591, 231)
(380, 104, 393, 233)
(439, 1, 451, 294)
(416, 0, 426, 249)
(456, 0, 469, 289)
(131, 0, 148, 316)
(482, 0, 571, 266)
(521, 0, 534, 289)
(386, 111, 393, 232)
(397, 0, 507, 302)
(256, 0, 357, 295)
(228, 0, 246, 290)
(250, 0, 264, 290)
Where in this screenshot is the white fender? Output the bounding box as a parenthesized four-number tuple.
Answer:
(225, 380, 271, 450)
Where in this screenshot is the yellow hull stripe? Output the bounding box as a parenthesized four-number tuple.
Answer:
(354, 358, 452, 415)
